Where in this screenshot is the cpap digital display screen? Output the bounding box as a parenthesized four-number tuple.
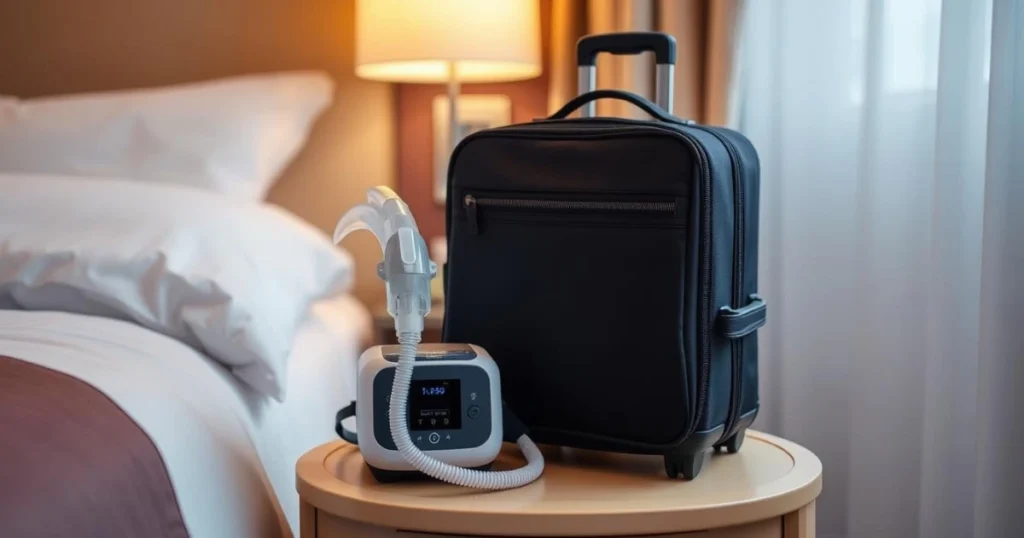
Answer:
(409, 379, 462, 430)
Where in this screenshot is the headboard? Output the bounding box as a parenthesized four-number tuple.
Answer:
(0, 0, 395, 306)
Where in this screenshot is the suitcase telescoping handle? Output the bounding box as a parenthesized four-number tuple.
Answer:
(577, 32, 677, 117)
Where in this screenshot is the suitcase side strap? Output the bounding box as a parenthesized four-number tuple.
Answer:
(718, 295, 767, 339)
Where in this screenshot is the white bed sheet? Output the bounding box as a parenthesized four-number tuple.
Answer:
(0, 294, 370, 538)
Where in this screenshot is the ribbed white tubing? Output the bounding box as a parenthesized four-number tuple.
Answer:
(388, 332, 545, 489)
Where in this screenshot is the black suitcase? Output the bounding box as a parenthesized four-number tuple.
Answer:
(442, 32, 766, 479)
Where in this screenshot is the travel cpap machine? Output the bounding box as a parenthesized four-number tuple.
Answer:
(332, 187, 544, 490)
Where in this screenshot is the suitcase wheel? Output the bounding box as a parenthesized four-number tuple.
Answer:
(664, 459, 679, 479)
(713, 429, 746, 454)
(664, 449, 710, 480)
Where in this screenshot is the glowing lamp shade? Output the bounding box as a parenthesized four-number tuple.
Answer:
(355, 0, 542, 84)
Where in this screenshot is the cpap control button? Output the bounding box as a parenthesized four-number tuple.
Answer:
(428, 432, 441, 444)
(467, 405, 480, 419)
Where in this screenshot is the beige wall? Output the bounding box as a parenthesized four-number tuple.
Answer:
(0, 0, 394, 306)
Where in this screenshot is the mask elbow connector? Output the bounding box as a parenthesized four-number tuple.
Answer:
(392, 290, 429, 335)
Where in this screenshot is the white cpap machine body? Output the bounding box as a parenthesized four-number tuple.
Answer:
(356, 343, 504, 471)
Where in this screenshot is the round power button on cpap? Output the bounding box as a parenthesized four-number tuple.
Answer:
(428, 432, 441, 444)
(467, 405, 480, 419)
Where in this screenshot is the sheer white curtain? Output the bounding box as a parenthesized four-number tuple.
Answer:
(735, 1, 1023, 537)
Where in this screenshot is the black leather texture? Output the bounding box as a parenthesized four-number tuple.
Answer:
(443, 91, 764, 461)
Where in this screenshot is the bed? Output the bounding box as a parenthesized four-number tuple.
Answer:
(0, 166, 374, 538)
(0, 297, 368, 538)
(0, 96, 373, 538)
(0, 6, 389, 531)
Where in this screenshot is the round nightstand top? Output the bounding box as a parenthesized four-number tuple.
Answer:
(296, 430, 822, 536)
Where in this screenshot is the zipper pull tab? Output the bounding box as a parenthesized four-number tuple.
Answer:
(464, 194, 480, 234)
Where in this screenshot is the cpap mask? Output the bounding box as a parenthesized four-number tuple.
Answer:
(333, 186, 544, 489)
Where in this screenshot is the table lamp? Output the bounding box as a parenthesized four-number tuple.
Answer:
(355, 0, 542, 158)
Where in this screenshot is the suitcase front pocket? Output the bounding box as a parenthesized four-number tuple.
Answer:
(462, 193, 683, 234)
(446, 191, 694, 447)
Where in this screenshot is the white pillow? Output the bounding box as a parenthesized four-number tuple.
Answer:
(0, 72, 334, 200)
(0, 173, 353, 400)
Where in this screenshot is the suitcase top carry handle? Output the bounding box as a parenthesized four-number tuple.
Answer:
(548, 89, 693, 125)
(577, 32, 676, 117)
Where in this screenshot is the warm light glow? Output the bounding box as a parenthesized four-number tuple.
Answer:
(355, 0, 542, 83)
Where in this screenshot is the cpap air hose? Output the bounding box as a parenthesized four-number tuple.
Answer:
(388, 331, 545, 489)
(336, 186, 544, 490)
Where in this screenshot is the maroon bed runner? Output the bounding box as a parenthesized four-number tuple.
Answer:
(0, 355, 190, 538)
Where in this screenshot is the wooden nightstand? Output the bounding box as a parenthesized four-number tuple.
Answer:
(372, 301, 445, 345)
(296, 431, 822, 537)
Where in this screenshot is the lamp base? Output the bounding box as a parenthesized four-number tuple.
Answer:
(447, 62, 461, 156)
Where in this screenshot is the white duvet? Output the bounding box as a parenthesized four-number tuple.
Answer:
(0, 174, 354, 401)
(0, 295, 369, 538)
(0, 172, 370, 536)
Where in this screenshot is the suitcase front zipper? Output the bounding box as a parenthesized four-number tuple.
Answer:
(463, 195, 677, 235)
